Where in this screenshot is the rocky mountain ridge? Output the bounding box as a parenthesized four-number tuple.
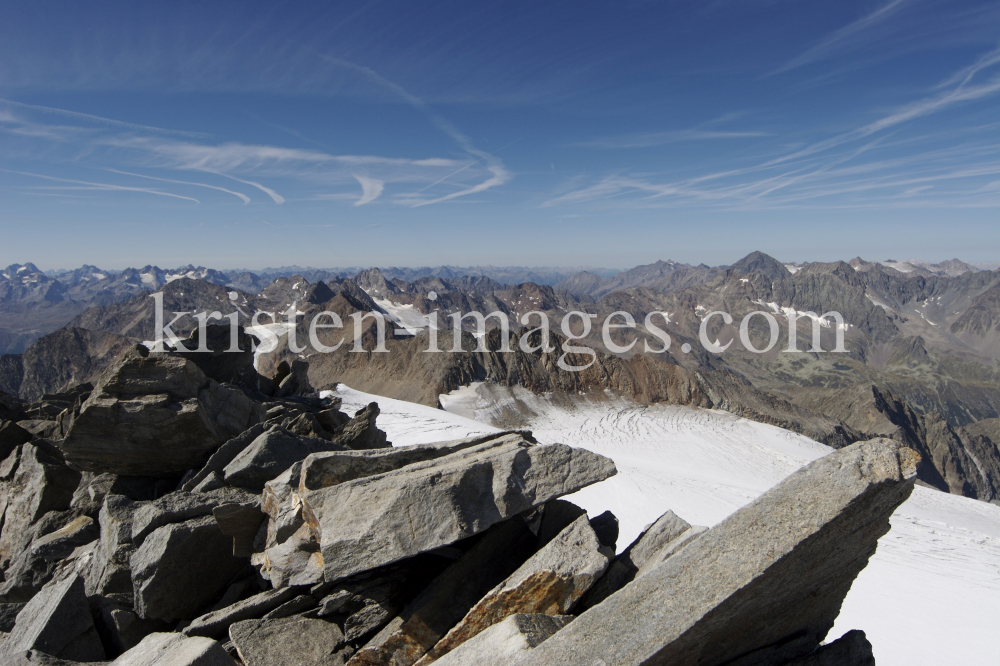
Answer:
(0, 329, 913, 664)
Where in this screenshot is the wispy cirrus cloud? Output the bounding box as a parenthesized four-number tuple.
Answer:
(546, 45, 1000, 211)
(0, 98, 206, 137)
(6, 170, 200, 203)
(353, 175, 384, 205)
(770, 0, 911, 75)
(103, 168, 250, 203)
(575, 129, 769, 149)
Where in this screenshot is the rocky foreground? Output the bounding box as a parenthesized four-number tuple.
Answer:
(0, 335, 918, 665)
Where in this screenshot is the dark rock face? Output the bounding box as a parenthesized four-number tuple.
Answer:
(130, 515, 246, 622)
(514, 439, 918, 666)
(0, 574, 105, 662)
(62, 347, 263, 477)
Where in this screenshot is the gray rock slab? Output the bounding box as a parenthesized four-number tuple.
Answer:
(417, 514, 611, 664)
(223, 428, 347, 493)
(299, 432, 526, 494)
(1, 574, 105, 662)
(513, 439, 920, 666)
(130, 516, 245, 622)
(311, 439, 616, 583)
(110, 631, 236, 665)
(431, 614, 572, 666)
(229, 616, 346, 666)
(334, 403, 389, 450)
(184, 587, 304, 638)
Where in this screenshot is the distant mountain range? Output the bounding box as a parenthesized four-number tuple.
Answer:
(3, 251, 1000, 504)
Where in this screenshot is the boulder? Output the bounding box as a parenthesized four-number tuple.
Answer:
(130, 516, 245, 622)
(1, 510, 97, 602)
(334, 403, 389, 450)
(0, 444, 81, 571)
(110, 631, 236, 666)
(223, 428, 347, 493)
(93, 602, 172, 656)
(310, 438, 616, 583)
(61, 348, 263, 477)
(228, 616, 347, 666)
(430, 614, 572, 666)
(130, 489, 256, 548)
(183, 587, 305, 639)
(588, 510, 619, 551)
(513, 439, 920, 666)
(416, 514, 611, 664)
(0, 574, 105, 662)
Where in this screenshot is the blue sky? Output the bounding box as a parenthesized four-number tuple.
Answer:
(2, 0, 999, 270)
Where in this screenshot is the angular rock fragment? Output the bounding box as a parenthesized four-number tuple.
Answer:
(255, 522, 323, 588)
(577, 509, 704, 611)
(1, 510, 99, 602)
(184, 587, 305, 639)
(0, 574, 105, 662)
(347, 515, 542, 666)
(588, 510, 619, 551)
(783, 630, 876, 666)
(110, 631, 236, 665)
(130, 489, 255, 548)
(223, 428, 347, 493)
(311, 439, 616, 583)
(430, 614, 572, 666)
(94, 602, 172, 656)
(0, 444, 81, 570)
(85, 495, 138, 601)
(29, 515, 99, 562)
(61, 348, 262, 477)
(130, 515, 245, 622)
(212, 501, 266, 557)
(229, 615, 346, 666)
(299, 432, 525, 494)
(0, 420, 31, 459)
(334, 403, 389, 450)
(513, 439, 920, 666)
(180, 423, 268, 493)
(262, 594, 317, 620)
(417, 514, 611, 663)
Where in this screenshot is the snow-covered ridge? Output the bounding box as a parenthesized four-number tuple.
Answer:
(329, 382, 1000, 666)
